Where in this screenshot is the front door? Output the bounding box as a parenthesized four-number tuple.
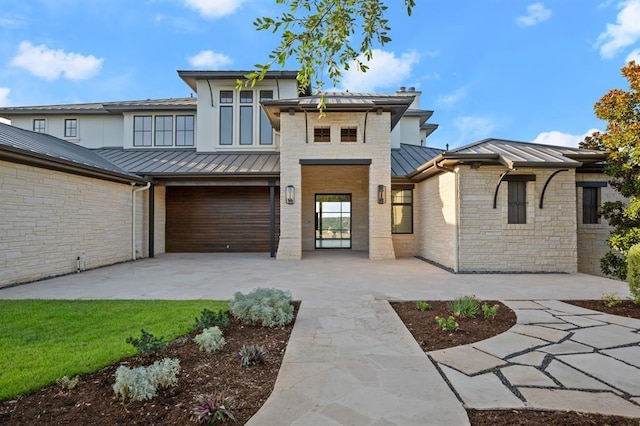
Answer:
(315, 194, 351, 249)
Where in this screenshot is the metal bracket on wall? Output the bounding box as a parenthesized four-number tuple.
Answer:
(493, 170, 512, 209)
(539, 169, 569, 209)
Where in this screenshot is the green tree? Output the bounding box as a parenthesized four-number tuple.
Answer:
(240, 0, 415, 101)
(581, 61, 640, 280)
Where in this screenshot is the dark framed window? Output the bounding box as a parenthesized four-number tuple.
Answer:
(64, 119, 77, 137)
(341, 127, 357, 142)
(240, 105, 253, 145)
(154, 115, 173, 146)
(391, 189, 413, 233)
(219, 90, 233, 103)
(240, 90, 253, 103)
(314, 127, 331, 142)
(583, 187, 600, 224)
(33, 119, 46, 133)
(133, 116, 152, 146)
(259, 90, 273, 145)
(220, 106, 233, 145)
(508, 181, 527, 224)
(175, 115, 194, 146)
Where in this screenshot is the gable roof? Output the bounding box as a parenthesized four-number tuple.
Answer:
(0, 123, 145, 184)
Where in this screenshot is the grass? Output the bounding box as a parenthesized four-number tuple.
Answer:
(0, 299, 226, 401)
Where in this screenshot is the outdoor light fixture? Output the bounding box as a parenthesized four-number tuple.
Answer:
(377, 185, 386, 204)
(285, 185, 295, 204)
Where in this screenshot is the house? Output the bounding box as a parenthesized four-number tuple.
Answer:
(0, 70, 619, 287)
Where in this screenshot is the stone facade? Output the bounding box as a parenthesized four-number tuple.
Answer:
(0, 160, 146, 287)
(277, 111, 395, 260)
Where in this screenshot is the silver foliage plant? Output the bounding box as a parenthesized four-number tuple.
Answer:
(229, 288, 294, 328)
(113, 357, 181, 402)
(194, 326, 226, 354)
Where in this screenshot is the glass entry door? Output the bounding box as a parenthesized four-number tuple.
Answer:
(315, 194, 351, 249)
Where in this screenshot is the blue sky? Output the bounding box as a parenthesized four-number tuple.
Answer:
(1, 0, 639, 149)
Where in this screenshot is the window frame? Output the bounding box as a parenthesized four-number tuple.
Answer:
(33, 119, 46, 133)
(154, 115, 173, 146)
(314, 127, 331, 142)
(340, 127, 358, 143)
(582, 187, 600, 224)
(259, 90, 274, 145)
(391, 188, 414, 234)
(507, 181, 527, 224)
(175, 115, 195, 146)
(133, 115, 153, 147)
(64, 118, 78, 138)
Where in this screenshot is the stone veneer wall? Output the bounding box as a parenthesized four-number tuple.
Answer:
(415, 171, 457, 270)
(153, 185, 166, 255)
(0, 160, 146, 287)
(277, 111, 395, 260)
(457, 166, 578, 273)
(575, 172, 624, 276)
(301, 165, 368, 251)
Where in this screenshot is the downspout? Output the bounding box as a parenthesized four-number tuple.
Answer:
(132, 182, 151, 261)
(434, 161, 460, 273)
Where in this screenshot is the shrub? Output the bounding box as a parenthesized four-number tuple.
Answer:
(194, 308, 229, 331)
(448, 295, 480, 318)
(481, 303, 499, 320)
(238, 344, 267, 367)
(229, 288, 294, 327)
(435, 316, 458, 332)
(126, 329, 166, 355)
(194, 326, 226, 354)
(415, 301, 432, 311)
(601, 292, 623, 308)
(191, 394, 235, 424)
(56, 375, 79, 390)
(113, 357, 180, 401)
(629, 244, 640, 304)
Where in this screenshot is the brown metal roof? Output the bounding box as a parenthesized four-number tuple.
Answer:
(96, 148, 280, 176)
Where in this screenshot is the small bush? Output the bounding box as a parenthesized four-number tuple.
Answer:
(601, 292, 623, 308)
(449, 295, 480, 318)
(56, 375, 79, 390)
(238, 344, 267, 367)
(629, 244, 640, 304)
(194, 308, 229, 331)
(415, 301, 432, 311)
(481, 303, 499, 320)
(194, 326, 226, 354)
(126, 329, 166, 355)
(191, 394, 235, 424)
(113, 357, 180, 401)
(435, 316, 458, 332)
(229, 288, 293, 328)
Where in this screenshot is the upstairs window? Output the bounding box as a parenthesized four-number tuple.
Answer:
(341, 127, 357, 142)
(239, 91, 253, 145)
(154, 116, 173, 146)
(314, 127, 331, 142)
(583, 187, 600, 224)
(507, 181, 527, 224)
(176, 115, 194, 146)
(64, 119, 77, 138)
(391, 189, 413, 233)
(259, 90, 273, 145)
(134, 116, 152, 146)
(220, 91, 233, 145)
(33, 119, 46, 133)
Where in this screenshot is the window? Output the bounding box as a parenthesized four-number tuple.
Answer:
(240, 91, 253, 103)
(259, 90, 273, 145)
(220, 90, 233, 103)
(508, 181, 527, 224)
(176, 115, 194, 146)
(220, 91, 233, 145)
(314, 127, 331, 142)
(154, 115, 173, 146)
(239, 91, 253, 145)
(391, 189, 413, 233)
(33, 119, 46, 133)
(341, 127, 357, 142)
(64, 119, 77, 138)
(134, 116, 152, 146)
(583, 187, 599, 224)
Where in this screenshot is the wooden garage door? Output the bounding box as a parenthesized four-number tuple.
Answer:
(166, 186, 279, 252)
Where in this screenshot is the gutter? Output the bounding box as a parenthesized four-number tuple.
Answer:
(132, 182, 151, 260)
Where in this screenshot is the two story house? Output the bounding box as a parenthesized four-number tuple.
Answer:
(0, 70, 618, 287)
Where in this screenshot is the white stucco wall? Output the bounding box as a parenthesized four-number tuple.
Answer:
(10, 115, 124, 148)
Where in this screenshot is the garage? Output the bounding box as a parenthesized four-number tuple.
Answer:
(166, 186, 279, 253)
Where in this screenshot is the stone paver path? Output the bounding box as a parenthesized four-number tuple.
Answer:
(429, 300, 640, 418)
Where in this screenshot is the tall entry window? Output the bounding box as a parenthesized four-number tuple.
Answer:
(315, 194, 351, 249)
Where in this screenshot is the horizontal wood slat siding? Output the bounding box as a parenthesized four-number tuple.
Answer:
(166, 186, 279, 252)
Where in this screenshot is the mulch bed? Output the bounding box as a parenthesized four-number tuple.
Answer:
(2, 299, 639, 425)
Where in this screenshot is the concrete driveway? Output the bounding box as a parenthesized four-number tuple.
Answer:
(0, 252, 629, 302)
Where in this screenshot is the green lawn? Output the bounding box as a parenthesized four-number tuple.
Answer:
(0, 299, 226, 401)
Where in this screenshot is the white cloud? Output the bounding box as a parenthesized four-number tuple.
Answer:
(626, 48, 640, 62)
(532, 128, 600, 148)
(182, 0, 245, 19)
(0, 87, 10, 106)
(454, 116, 496, 142)
(187, 50, 232, 68)
(516, 3, 552, 27)
(596, 0, 640, 59)
(339, 49, 419, 93)
(437, 86, 468, 107)
(10, 41, 103, 81)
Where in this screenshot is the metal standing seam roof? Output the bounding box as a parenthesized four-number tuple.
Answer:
(391, 144, 443, 177)
(96, 148, 281, 176)
(0, 98, 196, 116)
(0, 123, 143, 181)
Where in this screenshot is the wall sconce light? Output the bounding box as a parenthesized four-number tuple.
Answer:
(377, 184, 386, 204)
(285, 185, 295, 204)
